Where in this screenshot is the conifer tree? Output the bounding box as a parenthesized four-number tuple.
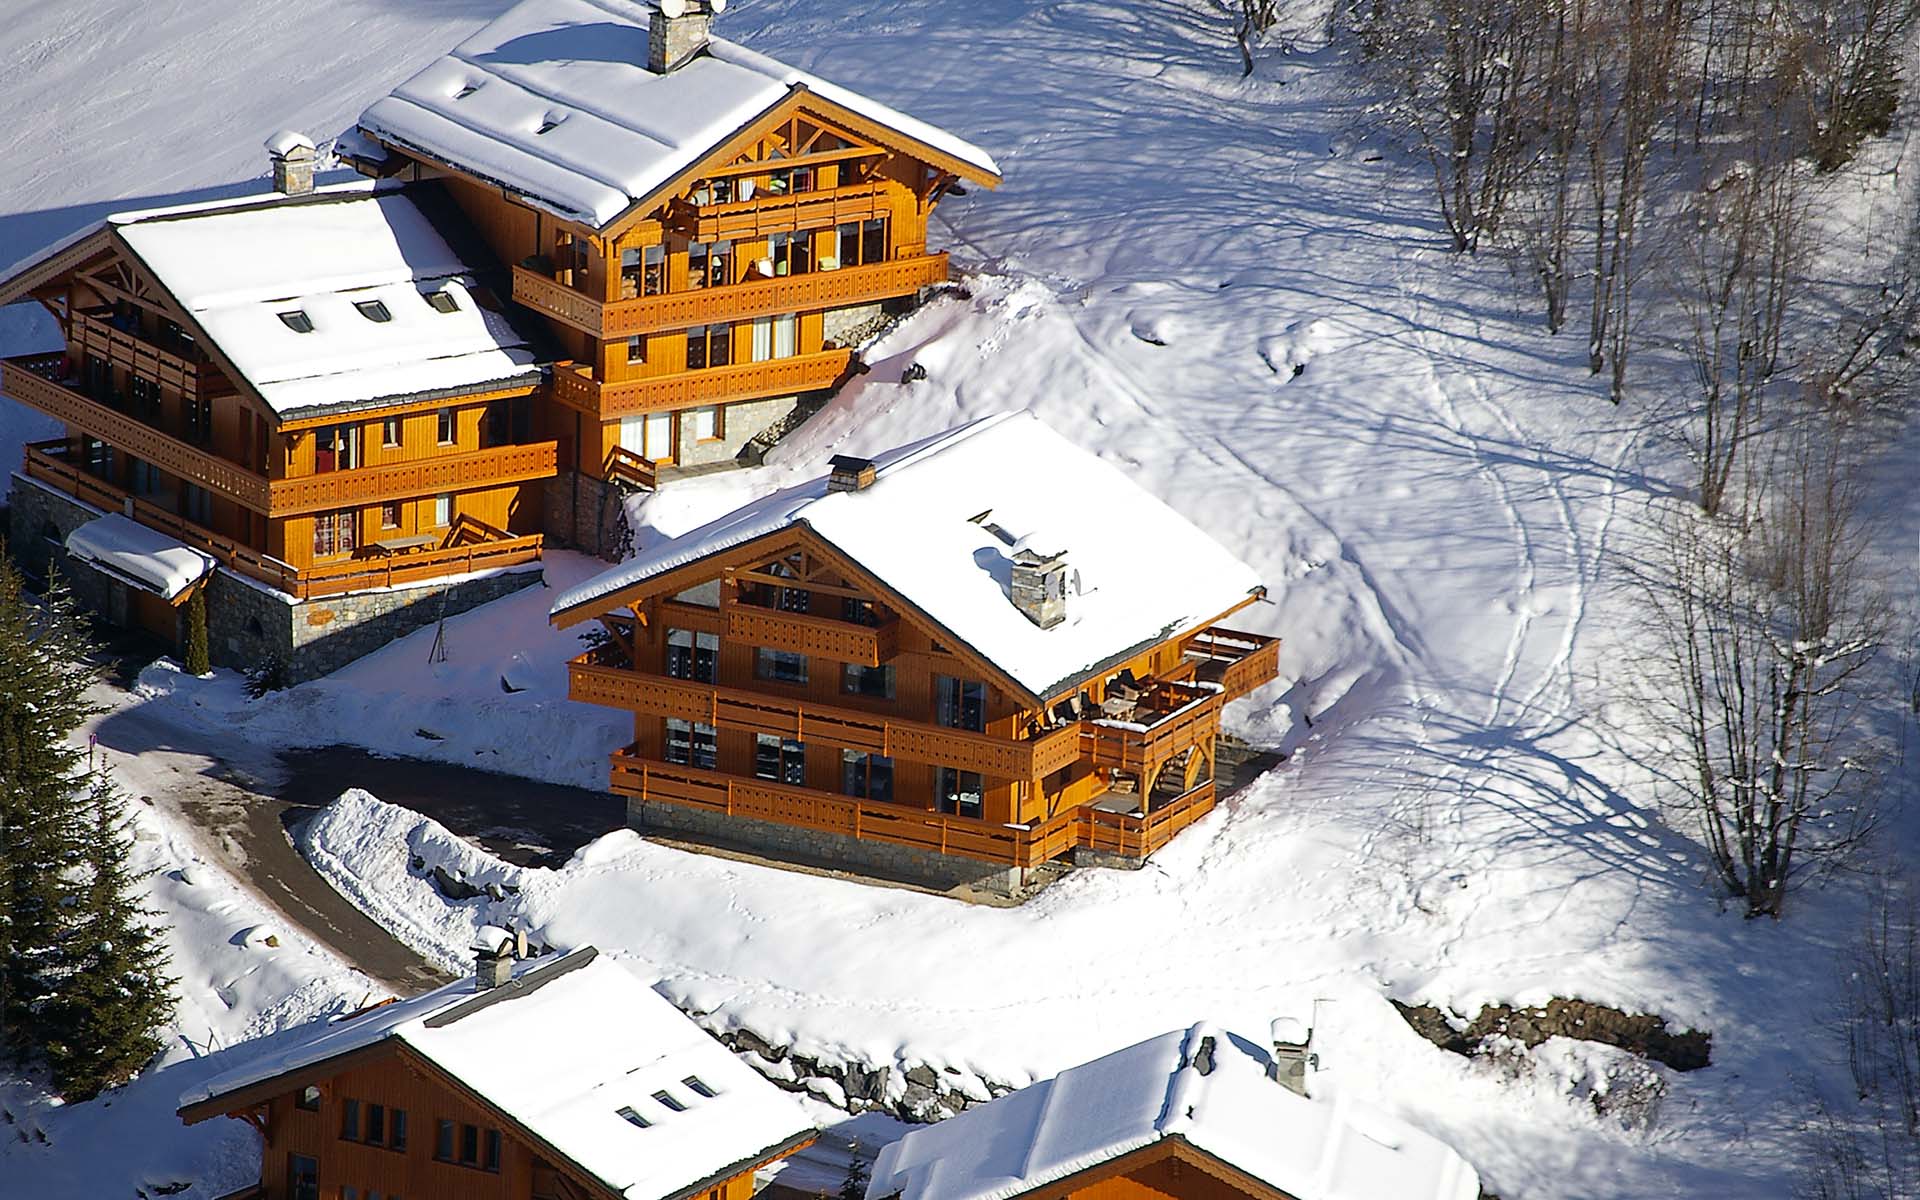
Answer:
(184, 585, 210, 677)
(40, 776, 173, 1099)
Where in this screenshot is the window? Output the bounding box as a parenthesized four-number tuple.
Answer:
(620, 412, 675, 463)
(461, 1123, 479, 1165)
(664, 719, 718, 770)
(767, 164, 815, 195)
(689, 178, 735, 206)
(426, 289, 460, 314)
(365, 1104, 385, 1146)
(842, 597, 880, 627)
(343, 1188, 359, 1200)
(279, 310, 314, 333)
(768, 231, 811, 277)
(755, 648, 808, 686)
(937, 767, 984, 818)
(341, 1098, 361, 1141)
(665, 628, 719, 683)
(686, 323, 732, 370)
(297, 1085, 322, 1111)
(380, 503, 401, 530)
(390, 1108, 408, 1151)
(436, 407, 456, 444)
(354, 299, 392, 323)
(184, 483, 213, 526)
(84, 437, 113, 479)
(754, 734, 806, 786)
(435, 1119, 455, 1161)
(382, 417, 401, 448)
(621, 244, 665, 298)
(288, 1153, 319, 1200)
(653, 1090, 688, 1113)
(186, 390, 213, 442)
(313, 509, 357, 558)
(834, 220, 889, 268)
(314, 424, 358, 473)
(130, 375, 161, 419)
(683, 1076, 716, 1098)
(841, 662, 895, 701)
(536, 116, 561, 135)
(935, 676, 986, 732)
(688, 239, 733, 288)
(750, 313, 797, 362)
(618, 1106, 650, 1128)
(433, 494, 452, 527)
(690, 405, 722, 442)
(626, 334, 646, 364)
(129, 458, 160, 497)
(842, 750, 894, 803)
(484, 1129, 501, 1172)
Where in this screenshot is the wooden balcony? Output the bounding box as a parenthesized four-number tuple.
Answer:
(1079, 681, 1223, 774)
(266, 440, 559, 516)
(3, 355, 269, 510)
(20, 441, 542, 601)
(70, 309, 225, 398)
(1184, 626, 1282, 701)
(550, 349, 854, 422)
(666, 181, 894, 243)
(724, 600, 898, 668)
(569, 653, 1084, 780)
(608, 752, 1216, 869)
(514, 253, 949, 339)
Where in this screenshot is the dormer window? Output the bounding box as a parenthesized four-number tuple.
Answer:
(426, 289, 460, 314)
(354, 299, 392, 323)
(278, 310, 314, 333)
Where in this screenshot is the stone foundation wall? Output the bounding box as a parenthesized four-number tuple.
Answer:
(823, 300, 887, 346)
(676, 395, 798, 470)
(627, 796, 1022, 895)
(544, 471, 631, 559)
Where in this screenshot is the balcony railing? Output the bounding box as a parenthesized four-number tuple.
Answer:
(666, 181, 894, 243)
(71, 309, 224, 398)
(569, 653, 1083, 780)
(609, 751, 1217, 869)
(1183, 626, 1282, 701)
(1079, 681, 1224, 774)
(514, 253, 949, 339)
(724, 600, 899, 668)
(267, 440, 559, 516)
(3, 355, 270, 510)
(21, 441, 542, 601)
(550, 349, 855, 422)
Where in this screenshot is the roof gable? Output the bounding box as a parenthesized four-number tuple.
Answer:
(355, 0, 1000, 230)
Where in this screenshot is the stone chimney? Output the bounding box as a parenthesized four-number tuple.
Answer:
(472, 924, 518, 991)
(827, 455, 877, 493)
(266, 130, 317, 197)
(1269, 1017, 1316, 1097)
(1010, 547, 1068, 630)
(649, 0, 723, 73)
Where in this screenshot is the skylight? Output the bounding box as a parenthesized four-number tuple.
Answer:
(617, 1106, 650, 1128)
(683, 1076, 716, 1098)
(653, 1090, 687, 1112)
(454, 83, 479, 99)
(354, 299, 392, 323)
(278, 310, 314, 333)
(536, 115, 563, 135)
(426, 290, 460, 314)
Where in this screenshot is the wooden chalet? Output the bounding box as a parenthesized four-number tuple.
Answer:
(547, 412, 1281, 892)
(177, 941, 816, 1200)
(866, 1021, 1481, 1200)
(343, 0, 1003, 550)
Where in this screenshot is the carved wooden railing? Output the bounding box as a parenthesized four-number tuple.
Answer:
(514, 253, 949, 339)
(20, 441, 542, 601)
(550, 349, 854, 421)
(3, 355, 269, 509)
(604, 445, 659, 491)
(267, 441, 558, 516)
(1183, 626, 1282, 701)
(666, 181, 894, 242)
(70, 309, 224, 398)
(569, 654, 1082, 779)
(723, 600, 899, 669)
(1080, 682, 1223, 774)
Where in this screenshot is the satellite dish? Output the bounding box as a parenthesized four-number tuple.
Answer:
(659, 0, 686, 17)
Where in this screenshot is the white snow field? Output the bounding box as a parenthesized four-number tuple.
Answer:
(1, 1, 1917, 1198)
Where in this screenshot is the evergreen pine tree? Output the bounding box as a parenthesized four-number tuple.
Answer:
(40, 775, 174, 1100)
(0, 560, 97, 1053)
(184, 585, 210, 677)
(840, 1140, 870, 1200)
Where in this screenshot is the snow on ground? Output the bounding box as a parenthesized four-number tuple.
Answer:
(1, 1, 1917, 1198)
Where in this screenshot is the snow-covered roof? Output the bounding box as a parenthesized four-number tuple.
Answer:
(868, 1023, 1480, 1200)
(357, 0, 1001, 229)
(65, 514, 214, 601)
(114, 189, 541, 420)
(551, 412, 1265, 700)
(181, 948, 815, 1200)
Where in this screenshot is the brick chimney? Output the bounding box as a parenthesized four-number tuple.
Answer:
(266, 130, 317, 197)
(649, 0, 723, 73)
(1010, 547, 1068, 630)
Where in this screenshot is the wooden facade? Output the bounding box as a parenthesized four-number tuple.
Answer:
(987, 1140, 1302, 1200)
(370, 93, 998, 479)
(555, 526, 1280, 875)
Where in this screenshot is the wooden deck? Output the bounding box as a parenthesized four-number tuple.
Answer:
(1183, 626, 1282, 701)
(668, 180, 896, 242)
(549, 349, 856, 421)
(71, 308, 228, 399)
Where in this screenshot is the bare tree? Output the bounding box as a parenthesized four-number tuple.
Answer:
(1235, 0, 1283, 75)
(1790, 0, 1919, 170)
(1505, 0, 1595, 330)
(1671, 152, 1809, 515)
(1637, 426, 1891, 917)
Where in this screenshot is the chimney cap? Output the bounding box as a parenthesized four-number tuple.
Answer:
(265, 129, 317, 159)
(827, 455, 878, 493)
(1271, 1016, 1310, 1047)
(472, 924, 516, 957)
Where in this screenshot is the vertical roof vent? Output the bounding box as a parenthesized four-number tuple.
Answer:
(266, 130, 317, 197)
(650, 0, 724, 73)
(827, 455, 878, 493)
